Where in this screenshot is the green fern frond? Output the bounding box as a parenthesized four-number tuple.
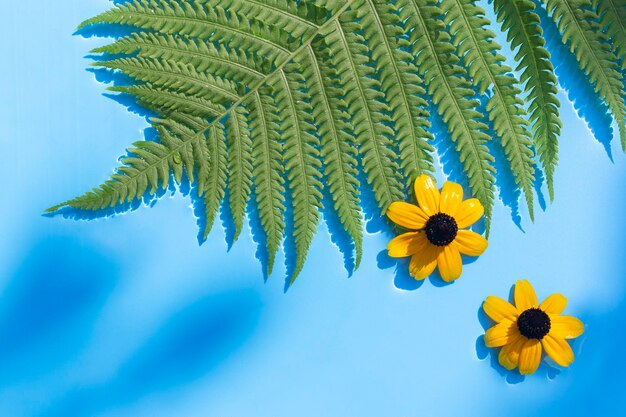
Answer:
(404, 0, 497, 223)
(51, 0, 621, 281)
(493, 0, 561, 201)
(592, 0, 626, 69)
(443, 0, 536, 220)
(226, 105, 253, 242)
(544, 0, 626, 150)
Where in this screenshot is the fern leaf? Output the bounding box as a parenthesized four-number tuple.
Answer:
(226, 105, 253, 242)
(334, 15, 405, 211)
(493, 0, 561, 201)
(544, 0, 626, 149)
(270, 68, 323, 282)
(301, 40, 363, 269)
(248, 90, 286, 276)
(360, 0, 435, 186)
(592, 0, 626, 69)
(404, 0, 497, 223)
(443, 0, 535, 219)
(203, 121, 228, 239)
(94, 32, 268, 86)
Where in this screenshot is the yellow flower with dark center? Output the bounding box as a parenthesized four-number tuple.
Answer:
(483, 280, 585, 375)
(386, 174, 488, 281)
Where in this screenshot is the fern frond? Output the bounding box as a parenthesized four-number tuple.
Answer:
(247, 90, 286, 276)
(270, 68, 323, 282)
(544, 0, 626, 149)
(94, 33, 268, 86)
(443, 0, 535, 219)
(302, 39, 363, 268)
(46, 115, 210, 212)
(360, 0, 435, 185)
(404, 0, 497, 223)
(335, 15, 405, 211)
(493, 0, 561, 201)
(592, 0, 626, 69)
(203, 121, 228, 239)
(226, 105, 253, 242)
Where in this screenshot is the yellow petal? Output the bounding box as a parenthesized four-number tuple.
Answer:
(483, 296, 519, 323)
(387, 232, 427, 258)
(386, 202, 429, 230)
(454, 230, 488, 256)
(514, 279, 538, 311)
(484, 319, 519, 347)
(439, 181, 463, 217)
(519, 338, 542, 375)
(542, 334, 575, 367)
(498, 333, 526, 370)
(549, 315, 584, 339)
(414, 174, 440, 216)
(455, 198, 484, 228)
(409, 242, 440, 280)
(436, 244, 462, 282)
(540, 293, 568, 315)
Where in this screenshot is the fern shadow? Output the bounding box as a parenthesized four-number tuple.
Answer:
(40, 289, 262, 417)
(536, 3, 615, 159)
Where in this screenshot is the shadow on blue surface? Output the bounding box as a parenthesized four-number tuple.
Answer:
(40, 289, 262, 417)
(0, 235, 118, 383)
(474, 284, 561, 384)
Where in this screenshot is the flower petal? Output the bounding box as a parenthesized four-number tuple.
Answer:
(498, 333, 525, 370)
(387, 232, 427, 258)
(514, 279, 538, 311)
(414, 174, 440, 216)
(519, 338, 542, 375)
(542, 334, 575, 367)
(540, 293, 568, 315)
(436, 244, 462, 282)
(484, 319, 519, 347)
(483, 296, 519, 323)
(455, 198, 484, 228)
(454, 230, 488, 257)
(409, 242, 440, 280)
(386, 202, 429, 230)
(549, 315, 584, 339)
(439, 181, 463, 217)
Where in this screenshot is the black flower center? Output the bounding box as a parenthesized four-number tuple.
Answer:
(517, 308, 551, 339)
(425, 213, 458, 246)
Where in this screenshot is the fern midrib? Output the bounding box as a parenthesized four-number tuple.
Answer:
(252, 91, 281, 243)
(124, 87, 225, 116)
(230, 108, 246, 216)
(409, 0, 491, 199)
(116, 9, 292, 55)
(116, 37, 266, 79)
(305, 45, 359, 234)
(561, 1, 622, 113)
(107, 60, 241, 101)
(453, 0, 532, 194)
(366, 0, 428, 176)
(333, 20, 398, 207)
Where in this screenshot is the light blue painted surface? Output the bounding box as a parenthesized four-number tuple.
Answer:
(0, 1, 625, 416)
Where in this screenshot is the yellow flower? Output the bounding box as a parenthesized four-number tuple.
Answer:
(483, 280, 585, 375)
(386, 174, 487, 281)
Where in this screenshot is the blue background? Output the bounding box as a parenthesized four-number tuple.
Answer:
(1, 1, 625, 416)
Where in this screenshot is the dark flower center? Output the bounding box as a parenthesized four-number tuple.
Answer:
(425, 213, 458, 246)
(517, 308, 551, 339)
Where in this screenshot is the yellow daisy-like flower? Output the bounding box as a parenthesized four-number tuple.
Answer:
(386, 174, 487, 282)
(483, 280, 585, 375)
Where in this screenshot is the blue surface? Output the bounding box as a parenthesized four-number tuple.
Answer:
(1, 1, 625, 416)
